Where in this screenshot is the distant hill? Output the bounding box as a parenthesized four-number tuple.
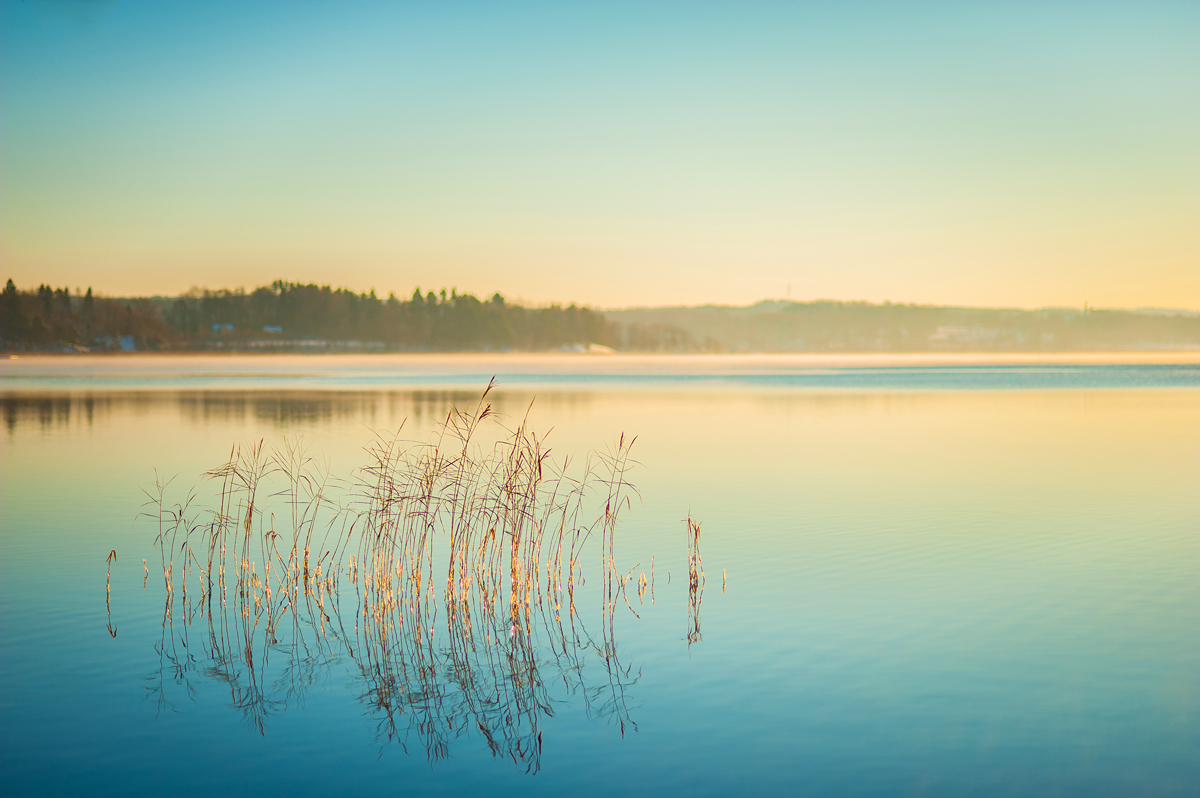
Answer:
(603, 300, 1200, 352)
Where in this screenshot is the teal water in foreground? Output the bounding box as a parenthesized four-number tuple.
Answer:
(2, 356, 1198, 796)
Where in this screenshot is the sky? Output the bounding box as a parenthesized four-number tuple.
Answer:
(1, 1, 1197, 310)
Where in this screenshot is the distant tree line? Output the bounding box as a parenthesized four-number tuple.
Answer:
(12, 278, 1193, 354)
(0, 279, 701, 352)
(606, 300, 1200, 352)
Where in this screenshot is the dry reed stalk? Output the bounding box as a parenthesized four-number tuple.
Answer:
(105, 549, 117, 638)
(686, 515, 705, 646)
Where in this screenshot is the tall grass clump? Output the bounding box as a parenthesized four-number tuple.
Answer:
(135, 380, 648, 771)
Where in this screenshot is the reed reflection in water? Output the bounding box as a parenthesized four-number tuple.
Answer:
(131, 383, 696, 772)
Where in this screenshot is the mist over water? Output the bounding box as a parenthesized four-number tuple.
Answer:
(2, 356, 1198, 796)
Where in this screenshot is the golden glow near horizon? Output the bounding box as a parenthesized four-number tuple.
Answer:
(1, 2, 1198, 309)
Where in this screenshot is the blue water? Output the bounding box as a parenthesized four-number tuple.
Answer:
(2, 356, 1198, 796)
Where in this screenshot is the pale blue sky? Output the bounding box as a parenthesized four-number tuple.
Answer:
(2, 1, 1197, 308)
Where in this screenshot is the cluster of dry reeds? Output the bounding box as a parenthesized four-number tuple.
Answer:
(135, 381, 657, 771)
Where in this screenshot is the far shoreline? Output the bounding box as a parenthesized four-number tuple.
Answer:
(5, 350, 1200, 368)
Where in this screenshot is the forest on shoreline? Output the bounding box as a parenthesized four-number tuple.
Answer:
(3, 278, 1198, 353)
(0, 279, 698, 353)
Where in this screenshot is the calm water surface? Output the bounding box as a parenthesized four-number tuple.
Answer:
(2, 355, 1198, 796)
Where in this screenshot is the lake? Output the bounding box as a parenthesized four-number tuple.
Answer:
(2, 354, 1198, 796)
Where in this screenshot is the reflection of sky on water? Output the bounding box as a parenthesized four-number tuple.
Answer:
(1, 376, 1198, 796)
